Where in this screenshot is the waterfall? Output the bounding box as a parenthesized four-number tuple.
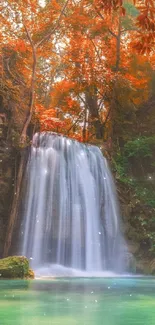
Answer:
(21, 132, 127, 276)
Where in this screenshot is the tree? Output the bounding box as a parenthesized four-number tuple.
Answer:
(1, 0, 69, 257)
(47, 0, 151, 142)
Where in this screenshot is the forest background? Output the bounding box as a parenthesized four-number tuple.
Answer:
(0, 0, 155, 273)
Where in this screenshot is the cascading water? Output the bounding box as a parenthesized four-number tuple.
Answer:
(21, 132, 127, 276)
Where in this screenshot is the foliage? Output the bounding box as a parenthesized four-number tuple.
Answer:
(1, 0, 155, 143)
(112, 153, 130, 184)
(113, 135, 155, 186)
(124, 136, 155, 158)
(134, 185, 155, 209)
(113, 135, 155, 254)
(133, 0, 155, 53)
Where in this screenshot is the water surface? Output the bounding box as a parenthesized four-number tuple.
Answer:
(0, 277, 155, 325)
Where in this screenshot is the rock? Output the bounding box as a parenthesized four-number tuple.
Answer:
(149, 259, 155, 275)
(27, 268, 35, 279)
(124, 252, 137, 273)
(135, 258, 155, 275)
(136, 259, 150, 275)
(0, 256, 34, 279)
(127, 240, 140, 255)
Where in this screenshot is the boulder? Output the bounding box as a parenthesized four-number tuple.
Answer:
(149, 259, 155, 275)
(136, 258, 155, 275)
(0, 256, 34, 279)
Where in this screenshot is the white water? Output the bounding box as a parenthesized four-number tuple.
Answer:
(21, 132, 127, 276)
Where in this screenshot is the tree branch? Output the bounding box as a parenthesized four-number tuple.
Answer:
(99, 94, 105, 109)
(65, 110, 85, 135)
(108, 28, 118, 39)
(90, 39, 102, 63)
(93, 5, 117, 38)
(5, 58, 26, 86)
(78, 94, 87, 106)
(104, 106, 112, 126)
(36, 0, 69, 48)
(121, 28, 139, 33)
(20, 23, 37, 143)
(20, 0, 69, 143)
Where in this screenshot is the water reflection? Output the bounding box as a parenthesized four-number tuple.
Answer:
(0, 278, 155, 325)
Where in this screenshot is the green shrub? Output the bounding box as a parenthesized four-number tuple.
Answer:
(124, 136, 155, 158)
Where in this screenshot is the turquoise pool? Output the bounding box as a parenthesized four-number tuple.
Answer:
(0, 277, 155, 325)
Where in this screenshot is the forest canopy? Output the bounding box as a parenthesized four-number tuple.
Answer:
(0, 0, 155, 143)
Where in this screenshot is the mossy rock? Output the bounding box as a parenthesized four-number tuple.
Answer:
(27, 268, 35, 279)
(0, 256, 34, 279)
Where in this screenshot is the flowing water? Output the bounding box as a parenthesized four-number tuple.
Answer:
(0, 278, 155, 325)
(21, 132, 126, 276)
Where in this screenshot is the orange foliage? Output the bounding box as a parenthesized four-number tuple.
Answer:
(35, 105, 65, 132)
(0, 0, 154, 142)
(133, 0, 155, 53)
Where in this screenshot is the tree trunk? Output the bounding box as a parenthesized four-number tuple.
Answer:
(3, 150, 26, 257)
(85, 91, 104, 139)
(108, 12, 122, 143)
(115, 15, 121, 72)
(82, 107, 87, 142)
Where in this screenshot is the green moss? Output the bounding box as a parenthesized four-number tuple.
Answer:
(27, 268, 35, 279)
(0, 256, 34, 279)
